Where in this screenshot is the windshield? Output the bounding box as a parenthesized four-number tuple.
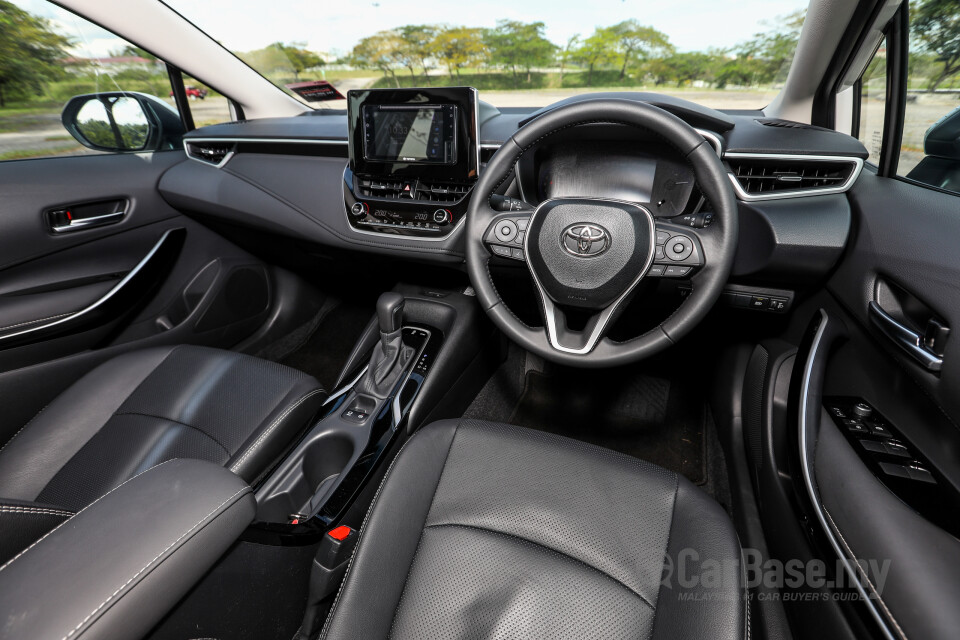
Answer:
(164, 0, 808, 110)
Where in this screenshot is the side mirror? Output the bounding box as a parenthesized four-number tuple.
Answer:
(61, 92, 186, 153)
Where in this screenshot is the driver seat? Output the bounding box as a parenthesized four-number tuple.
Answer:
(321, 419, 746, 639)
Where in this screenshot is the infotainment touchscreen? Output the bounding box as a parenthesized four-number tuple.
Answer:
(362, 104, 457, 164)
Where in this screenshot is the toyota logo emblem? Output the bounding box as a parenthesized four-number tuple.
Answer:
(561, 224, 610, 258)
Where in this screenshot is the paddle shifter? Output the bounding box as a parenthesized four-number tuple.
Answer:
(355, 293, 414, 399)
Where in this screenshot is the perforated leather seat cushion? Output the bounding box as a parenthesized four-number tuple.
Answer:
(0, 345, 326, 511)
(321, 419, 746, 639)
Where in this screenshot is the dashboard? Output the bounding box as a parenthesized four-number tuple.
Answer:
(161, 89, 869, 287)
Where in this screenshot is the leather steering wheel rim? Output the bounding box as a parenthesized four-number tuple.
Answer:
(466, 99, 738, 368)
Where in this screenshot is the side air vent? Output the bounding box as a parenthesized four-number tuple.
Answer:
(185, 140, 236, 167)
(357, 178, 471, 203)
(726, 155, 862, 200)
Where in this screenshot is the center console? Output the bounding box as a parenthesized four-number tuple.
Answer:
(343, 87, 480, 238)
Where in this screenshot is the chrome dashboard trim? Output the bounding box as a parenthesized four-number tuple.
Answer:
(724, 152, 864, 202)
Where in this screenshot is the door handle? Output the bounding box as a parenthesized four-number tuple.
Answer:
(46, 199, 127, 234)
(868, 301, 943, 372)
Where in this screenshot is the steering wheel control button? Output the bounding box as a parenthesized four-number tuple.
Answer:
(516, 218, 529, 231)
(491, 245, 512, 258)
(511, 248, 525, 260)
(514, 231, 524, 245)
(663, 265, 692, 278)
(666, 236, 694, 261)
(350, 202, 367, 216)
(656, 230, 671, 245)
(655, 245, 666, 261)
(648, 264, 666, 277)
(495, 219, 518, 243)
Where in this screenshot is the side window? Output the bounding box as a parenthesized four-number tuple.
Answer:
(897, 1, 960, 190)
(857, 39, 888, 165)
(0, 1, 228, 161)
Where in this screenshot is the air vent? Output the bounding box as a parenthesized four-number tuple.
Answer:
(726, 155, 861, 200)
(756, 118, 834, 133)
(185, 140, 235, 166)
(357, 178, 471, 203)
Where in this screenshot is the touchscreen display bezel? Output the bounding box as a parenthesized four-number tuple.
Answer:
(347, 87, 479, 183)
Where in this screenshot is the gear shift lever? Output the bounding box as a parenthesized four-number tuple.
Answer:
(355, 293, 414, 399)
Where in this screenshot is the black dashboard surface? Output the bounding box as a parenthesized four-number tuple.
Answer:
(161, 91, 868, 284)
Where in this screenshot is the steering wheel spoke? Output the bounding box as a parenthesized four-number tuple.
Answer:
(535, 288, 624, 355)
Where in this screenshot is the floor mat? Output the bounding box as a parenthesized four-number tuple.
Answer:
(508, 370, 706, 484)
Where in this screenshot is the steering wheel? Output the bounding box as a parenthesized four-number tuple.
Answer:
(466, 99, 738, 368)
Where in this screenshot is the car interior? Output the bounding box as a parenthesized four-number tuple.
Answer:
(1, 0, 959, 639)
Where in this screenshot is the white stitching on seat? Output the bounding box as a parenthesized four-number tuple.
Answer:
(0, 507, 73, 517)
(60, 486, 250, 640)
(0, 459, 177, 573)
(0, 312, 73, 334)
(229, 388, 325, 472)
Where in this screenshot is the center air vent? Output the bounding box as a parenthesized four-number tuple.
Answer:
(726, 155, 862, 200)
(185, 140, 235, 166)
(356, 178, 471, 203)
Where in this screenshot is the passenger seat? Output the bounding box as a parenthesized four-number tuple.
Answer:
(0, 345, 325, 562)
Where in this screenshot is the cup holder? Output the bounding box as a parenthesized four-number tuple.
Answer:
(255, 429, 358, 523)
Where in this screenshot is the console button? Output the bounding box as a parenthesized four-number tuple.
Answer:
(768, 298, 787, 312)
(665, 236, 694, 261)
(432, 208, 451, 224)
(749, 296, 769, 309)
(491, 245, 512, 257)
(494, 220, 518, 243)
(350, 202, 367, 216)
(663, 265, 692, 278)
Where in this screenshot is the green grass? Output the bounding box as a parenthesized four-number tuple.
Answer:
(0, 145, 82, 161)
(43, 135, 71, 142)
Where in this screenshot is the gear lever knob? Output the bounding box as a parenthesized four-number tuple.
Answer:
(376, 292, 405, 335)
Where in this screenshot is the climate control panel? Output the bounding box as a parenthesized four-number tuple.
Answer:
(343, 166, 471, 238)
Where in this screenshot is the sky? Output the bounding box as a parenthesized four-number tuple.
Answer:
(13, 0, 809, 58)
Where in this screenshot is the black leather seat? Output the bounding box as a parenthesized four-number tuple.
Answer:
(322, 419, 746, 640)
(0, 345, 325, 558)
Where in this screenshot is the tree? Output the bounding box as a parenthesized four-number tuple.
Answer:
(736, 9, 805, 85)
(351, 31, 404, 87)
(609, 20, 672, 79)
(558, 34, 580, 85)
(0, 1, 71, 107)
(573, 28, 618, 86)
(119, 45, 158, 62)
(483, 20, 556, 83)
(271, 42, 323, 81)
(663, 52, 716, 87)
(430, 26, 487, 78)
(396, 24, 438, 83)
(911, 0, 960, 91)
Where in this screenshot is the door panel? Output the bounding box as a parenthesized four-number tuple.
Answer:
(785, 167, 960, 640)
(0, 152, 279, 445)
